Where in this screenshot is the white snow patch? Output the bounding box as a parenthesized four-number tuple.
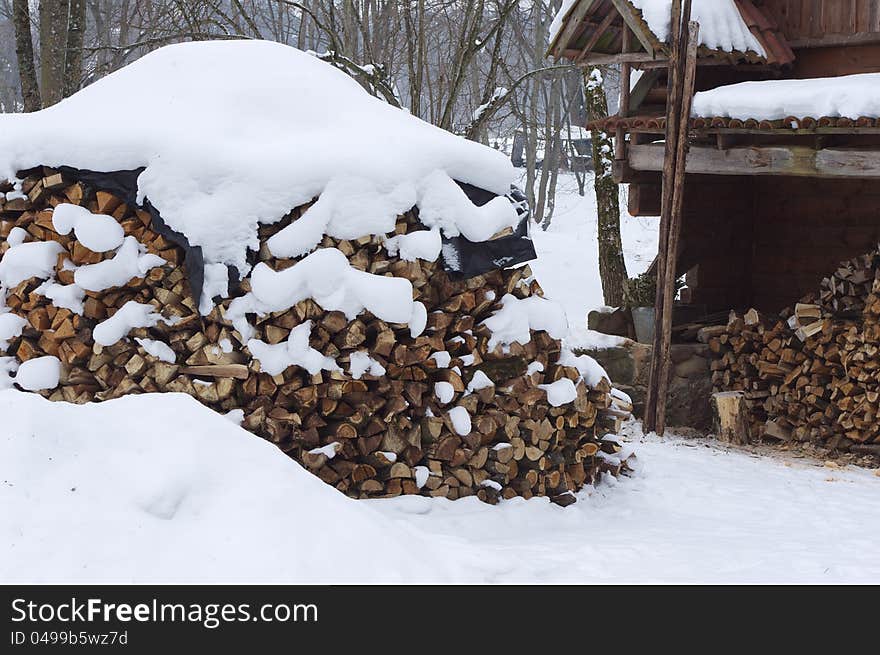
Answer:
(434, 381, 455, 404)
(409, 301, 427, 338)
(200, 263, 229, 316)
(429, 351, 451, 368)
(0, 312, 28, 350)
(383, 229, 442, 262)
(0, 241, 64, 287)
(33, 280, 85, 315)
(244, 248, 414, 324)
(448, 406, 471, 436)
(93, 301, 164, 346)
(248, 321, 341, 376)
(559, 349, 610, 388)
(224, 408, 244, 425)
(482, 294, 568, 351)
(413, 466, 430, 489)
(308, 442, 341, 459)
(538, 378, 578, 407)
(74, 237, 165, 292)
(629, 0, 765, 55)
(14, 356, 61, 391)
(693, 73, 880, 121)
(466, 370, 494, 392)
(6, 227, 27, 247)
(52, 204, 124, 252)
(418, 170, 518, 241)
(348, 350, 386, 379)
(526, 361, 544, 376)
(135, 338, 176, 363)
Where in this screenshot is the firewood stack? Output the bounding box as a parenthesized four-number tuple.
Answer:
(0, 167, 631, 505)
(704, 246, 880, 450)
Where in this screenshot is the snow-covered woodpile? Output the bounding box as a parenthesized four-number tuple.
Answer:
(0, 42, 637, 505)
(0, 167, 632, 505)
(704, 246, 880, 451)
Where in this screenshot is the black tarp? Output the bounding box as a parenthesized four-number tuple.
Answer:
(52, 169, 538, 302)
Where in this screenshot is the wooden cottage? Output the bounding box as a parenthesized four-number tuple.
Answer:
(550, 0, 880, 433)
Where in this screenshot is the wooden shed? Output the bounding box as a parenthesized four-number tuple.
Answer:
(550, 0, 880, 431)
(553, 0, 880, 312)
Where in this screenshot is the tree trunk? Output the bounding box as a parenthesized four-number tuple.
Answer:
(64, 0, 86, 97)
(585, 67, 628, 306)
(12, 0, 41, 111)
(39, 0, 70, 108)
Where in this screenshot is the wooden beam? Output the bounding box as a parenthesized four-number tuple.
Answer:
(629, 68, 662, 113)
(609, 0, 657, 56)
(788, 32, 880, 49)
(615, 26, 633, 159)
(551, 0, 598, 58)
(567, 51, 660, 65)
(653, 20, 700, 437)
(629, 144, 880, 178)
(576, 9, 619, 63)
(644, 2, 699, 437)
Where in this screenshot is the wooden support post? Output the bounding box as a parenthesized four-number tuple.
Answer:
(615, 27, 632, 160)
(644, 1, 700, 435)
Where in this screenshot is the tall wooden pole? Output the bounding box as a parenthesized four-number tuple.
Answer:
(615, 27, 632, 160)
(643, 0, 698, 435)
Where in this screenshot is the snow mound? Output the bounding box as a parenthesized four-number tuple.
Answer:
(0, 390, 464, 583)
(693, 73, 880, 121)
(0, 40, 517, 280)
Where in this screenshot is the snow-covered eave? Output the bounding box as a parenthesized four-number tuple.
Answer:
(549, 0, 778, 67)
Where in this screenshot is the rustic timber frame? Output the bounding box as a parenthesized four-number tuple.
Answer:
(550, 0, 880, 433)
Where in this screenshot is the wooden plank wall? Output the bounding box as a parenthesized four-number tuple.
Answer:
(749, 177, 880, 311)
(762, 0, 880, 42)
(677, 176, 756, 312)
(678, 176, 880, 314)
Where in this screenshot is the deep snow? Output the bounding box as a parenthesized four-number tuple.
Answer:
(3, 389, 878, 583)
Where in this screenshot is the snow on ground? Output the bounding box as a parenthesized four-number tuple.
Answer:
(529, 172, 658, 341)
(0, 390, 476, 584)
(4, 388, 878, 583)
(376, 426, 880, 583)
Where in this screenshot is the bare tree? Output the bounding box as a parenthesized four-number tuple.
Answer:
(40, 0, 70, 107)
(12, 0, 40, 110)
(585, 67, 627, 306)
(64, 0, 86, 96)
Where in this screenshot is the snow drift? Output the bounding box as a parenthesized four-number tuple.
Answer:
(0, 390, 467, 583)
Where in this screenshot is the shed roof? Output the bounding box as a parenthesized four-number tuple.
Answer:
(548, 0, 794, 66)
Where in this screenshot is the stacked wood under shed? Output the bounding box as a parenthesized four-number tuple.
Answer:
(704, 247, 880, 451)
(0, 167, 631, 505)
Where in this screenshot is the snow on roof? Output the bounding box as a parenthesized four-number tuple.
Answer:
(629, 0, 765, 56)
(692, 73, 880, 121)
(549, 0, 578, 46)
(0, 40, 517, 276)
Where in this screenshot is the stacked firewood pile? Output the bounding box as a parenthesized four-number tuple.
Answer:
(0, 167, 632, 505)
(704, 247, 880, 450)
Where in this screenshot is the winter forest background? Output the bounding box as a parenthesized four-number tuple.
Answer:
(0, 1, 623, 230)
